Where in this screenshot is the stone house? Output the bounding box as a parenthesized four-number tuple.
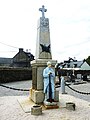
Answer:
(57, 57, 84, 69)
(61, 58, 90, 70)
(12, 48, 34, 67)
(56, 58, 90, 81)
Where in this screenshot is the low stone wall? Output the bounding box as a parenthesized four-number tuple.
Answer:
(0, 67, 32, 83)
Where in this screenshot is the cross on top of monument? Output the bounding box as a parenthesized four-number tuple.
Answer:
(39, 5, 47, 19)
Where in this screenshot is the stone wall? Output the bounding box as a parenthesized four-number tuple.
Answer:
(0, 67, 32, 83)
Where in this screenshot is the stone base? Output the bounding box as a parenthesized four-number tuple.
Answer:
(43, 100, 59, 109)
(44, 101, 59, 109)
(44, 105, 59, 109)
(30, 88, 59, 104)
(66, 102, 76, 111)
(30, 88, 45, 104)
(31, 105, 42, 115)
(44, 101, 57, 106)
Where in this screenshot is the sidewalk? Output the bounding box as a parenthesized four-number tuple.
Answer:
(0, 94, 90, 120)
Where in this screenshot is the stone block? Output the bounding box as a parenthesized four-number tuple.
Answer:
(66, 102, 76, 111)
(30, 88, 45, 104)
(31, 105, 42, 115)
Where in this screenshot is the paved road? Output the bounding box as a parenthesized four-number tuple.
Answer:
(0, 80, 90, 102)
(0, 80, 32, 97)
(65, 82, 90, 102)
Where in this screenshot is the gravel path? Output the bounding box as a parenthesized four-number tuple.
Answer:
(0, 80, 90, 120)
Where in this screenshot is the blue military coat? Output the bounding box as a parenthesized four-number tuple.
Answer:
(43, 67, 55, 93)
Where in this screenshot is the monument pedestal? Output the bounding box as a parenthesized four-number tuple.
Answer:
(30, 88, 59, 104)
(30, 88, 45, 104)
(30, 59, 57, 104)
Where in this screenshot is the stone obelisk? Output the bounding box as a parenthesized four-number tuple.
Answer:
(36, 5, 52, 59)
(30, 5, 57, 104)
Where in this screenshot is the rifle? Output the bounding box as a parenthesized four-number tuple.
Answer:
(49, 73, 52, 102)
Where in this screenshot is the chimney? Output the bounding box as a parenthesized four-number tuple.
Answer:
(19, 48, 23, 52)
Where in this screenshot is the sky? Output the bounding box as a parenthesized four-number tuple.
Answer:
(0, 0, 90, 62)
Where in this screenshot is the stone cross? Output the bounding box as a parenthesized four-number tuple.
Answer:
(39, 5, 47, 19)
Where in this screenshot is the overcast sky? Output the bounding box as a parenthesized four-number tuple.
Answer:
(0, 0, 90, 62)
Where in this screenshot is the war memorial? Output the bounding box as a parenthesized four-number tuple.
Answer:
(0, 5, 90, 120)
(30, 5, 59, 109)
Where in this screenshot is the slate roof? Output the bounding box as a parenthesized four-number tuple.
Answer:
(64, 61, 83, 68)
(0, 57, 12, 64)
(58, 57, 84, 69)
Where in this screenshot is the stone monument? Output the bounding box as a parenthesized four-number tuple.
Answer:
(30, 5, 57, 104)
